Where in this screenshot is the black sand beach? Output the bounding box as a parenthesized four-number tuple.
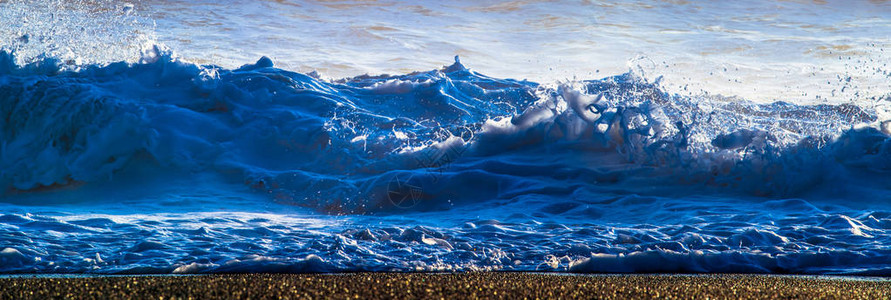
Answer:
(1, 273, 888, 299)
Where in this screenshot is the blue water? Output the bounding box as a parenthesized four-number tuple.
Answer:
(1, 1, 890, 275)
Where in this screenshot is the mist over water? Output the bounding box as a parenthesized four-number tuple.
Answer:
(0, 0, 890, 274)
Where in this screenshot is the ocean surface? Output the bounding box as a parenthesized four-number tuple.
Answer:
(1, 0, 890, 274)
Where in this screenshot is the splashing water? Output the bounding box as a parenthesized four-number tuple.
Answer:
(0, 0, 890, 275)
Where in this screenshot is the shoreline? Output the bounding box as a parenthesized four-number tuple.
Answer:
(4, 272, 888, 281)
(1, 273, 889, 299)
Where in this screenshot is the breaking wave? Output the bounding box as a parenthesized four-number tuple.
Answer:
(1, 49, 890, 274)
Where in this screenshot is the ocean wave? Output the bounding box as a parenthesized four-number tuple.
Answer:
(2, 50, 888, 211)
(1, 49, 891, 274)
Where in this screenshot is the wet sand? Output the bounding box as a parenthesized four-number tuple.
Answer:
(1, 273, 888, 299)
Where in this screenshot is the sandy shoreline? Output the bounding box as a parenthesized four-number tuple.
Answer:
(1, 273, 888, 299)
